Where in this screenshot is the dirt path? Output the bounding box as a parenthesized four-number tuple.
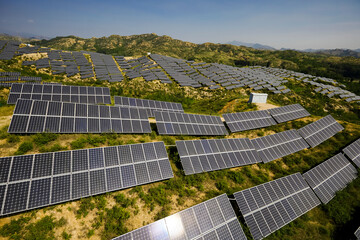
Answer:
(255, 102, 279, 110)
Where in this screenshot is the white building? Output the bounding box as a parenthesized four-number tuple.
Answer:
(249, 93, 268, 103)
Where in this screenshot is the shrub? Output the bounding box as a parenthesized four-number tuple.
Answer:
(161, 136, 175, 145)
(0, 216, 30, 238)
(70, 137, 87, 149)
(226, 171, 245, 184)
(62, 231, 72, 240)
(87, 229, 95, 238)
(215, 179, 229, 192)
(39, 144, 67, 153)
(33, 133, 58, 146)
(114, 194, 135, 208)
(0, 125, 9, 139)
(15, 141, 33, 155)
(102, 206, 130, 239)
(257, 131, 264, 137)
(154, 206, 171, 220)
(7, 134, 20, 143)
(150, 131, 157, 140)
(76, 198, 95, 218)
(1, 215, 67, 240)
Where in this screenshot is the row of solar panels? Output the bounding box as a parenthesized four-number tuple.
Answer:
(114, 140, 360, 240)
(176, 116, 345, 176)
(0, 142, 173, 216)
(7, 84, 316, 135)
(223, 103, 311, 132)
(8, 99, 343, 159)
(1, 127, 357, 218)
(7, 83, 111, 105)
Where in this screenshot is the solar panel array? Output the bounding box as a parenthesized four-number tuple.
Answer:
(268, 104, 310, 123)
(302, 153, 358, 204)
(297, 115, 344, 148)
(355, 226, 360, 240)
(19, 49, 94, 79)
(7, 83, 111, 105)
(113, 194, 247, 240)
(234, 173, 321, 240)
(0, 142, 173, 216)
(114, 96, 184, 117)
(0, 41, 19, 60)
(150, 54, 202, 88)
(223, 110, 276, 133)
(155, 111, 228, 136)
(0, 72, 42, 87)
(115, 55, 171, 83)
(251, 130, 309, 163)
(343, 138, 360, 168)
(90, 53, 123, 82)
(176, 138, 261, 175)
(8, 99, 151, 133)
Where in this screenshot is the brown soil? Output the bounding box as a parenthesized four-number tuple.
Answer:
(255, 102, 279, 110)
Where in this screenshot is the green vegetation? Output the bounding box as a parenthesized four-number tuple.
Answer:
(102, 206, 130, 239)
(7, 134, 20, 143)
(14, 141, 33, 155)
(0, 215, 66, 240)
(33, 133, 58, 146)
(61, 231, 72, 240)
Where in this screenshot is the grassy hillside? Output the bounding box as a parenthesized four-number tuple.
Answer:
(33, 34, 360, 95)
(0, 49, 359, 240)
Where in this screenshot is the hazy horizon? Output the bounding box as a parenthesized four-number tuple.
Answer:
(1, 0, 359, 50)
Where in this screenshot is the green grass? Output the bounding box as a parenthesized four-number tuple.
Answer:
(33, 133, 58, 146)
(0, 215, 66, 240)
(14, 141, 33, 155)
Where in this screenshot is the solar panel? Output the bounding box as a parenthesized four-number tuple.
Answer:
(0, 142, 173, 216)
(355, 226, 360, 240)
(297, 115, 344, 148)
(303, 153, 357, 204)
(155, 111, 228, 136)
(223, 110, 276, 133)
(234, 173, 321, 240)
(176, 138, 261, 175)
(343, 138, 360, 168)
(8, 99, 151, 133)
(7, 83, 111, 105)
(268, 104, 310, 123)
(114, 96, 184, 117)
(112, 194, 247, 240)
(251, 129, 309, 163)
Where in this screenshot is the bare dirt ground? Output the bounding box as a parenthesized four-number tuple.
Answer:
(255, 102, 279, 110)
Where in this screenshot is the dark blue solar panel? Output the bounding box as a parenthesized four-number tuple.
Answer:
(53, 151, 71, 175)
(28, 178, 51, 208)
(72, 172, 89, 199)
(0, 157, 11, 183)
(3, 182, 30, 214)
(72, 149, 88, 172)
(88, 148, 104, 169)
(10, 155, 33, 181)
(51, 175, 71, 204)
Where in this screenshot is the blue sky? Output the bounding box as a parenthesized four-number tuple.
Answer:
(0, 0, 359, 49)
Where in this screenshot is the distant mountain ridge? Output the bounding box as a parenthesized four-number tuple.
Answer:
(225, 40, 276, 50)
(302, 48, 360, 58)
(0, 30, 50, 41)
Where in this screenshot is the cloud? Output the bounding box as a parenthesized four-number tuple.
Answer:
(27, 19, 34, 23)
